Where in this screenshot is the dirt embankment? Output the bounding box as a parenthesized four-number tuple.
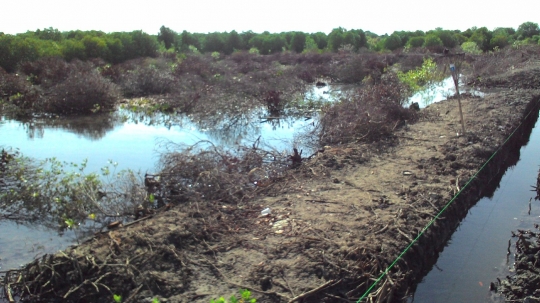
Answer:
(4, 66, 540, 303)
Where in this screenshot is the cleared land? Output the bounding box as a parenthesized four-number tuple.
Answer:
(3, 50, 540, 303)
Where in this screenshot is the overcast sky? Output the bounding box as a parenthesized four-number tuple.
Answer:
(2, 0, 539, 36)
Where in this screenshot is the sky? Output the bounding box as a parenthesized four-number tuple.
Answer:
(1, 0, 539, 36)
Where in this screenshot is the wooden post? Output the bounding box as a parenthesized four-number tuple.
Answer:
(450, 63, 466, 135)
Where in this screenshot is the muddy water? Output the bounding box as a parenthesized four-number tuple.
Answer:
(411, 110, 540, 303)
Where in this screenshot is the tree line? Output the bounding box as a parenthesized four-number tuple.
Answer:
(1, 22, 539, 72)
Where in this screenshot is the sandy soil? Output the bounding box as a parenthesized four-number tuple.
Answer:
(5, 62, 540, 303)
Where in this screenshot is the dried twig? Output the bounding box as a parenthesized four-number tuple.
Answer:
(287, 279, 341, 303)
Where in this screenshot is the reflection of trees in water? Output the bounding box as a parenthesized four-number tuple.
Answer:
(198, 110, 261, 147)
(123, 105, 310, 150)
(17, 112, 121, 140)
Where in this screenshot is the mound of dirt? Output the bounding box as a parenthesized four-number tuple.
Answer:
(4, 65, 540, 303)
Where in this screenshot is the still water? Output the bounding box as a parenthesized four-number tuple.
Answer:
(0, 87, 330, 271)
(412, 110, 540, 302)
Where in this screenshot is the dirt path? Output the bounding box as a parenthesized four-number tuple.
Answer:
(5, 66, 540, 303)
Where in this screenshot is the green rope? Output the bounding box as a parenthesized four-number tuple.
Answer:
(357, 103, 540, 302)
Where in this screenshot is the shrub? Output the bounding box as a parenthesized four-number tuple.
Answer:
(158, 141, 288, 204)
(407, 36, 425, 48)
(44, 61, 119, 114)
(0, 154, 144, 231)
(435, 30, 458, 48)
(18, 56, 71, 88)
(174, 54, 216, 79)
(490, 35, 509, 50)
(113, 58, 176, 97)
(461, 41, 482, 55)
(423, 34, 443, 48)
(396, 58, 440, 94)
(383, 34, 403, 51)
(0, 67, 31, 98)
(330, 55, 367, 83)
(318, 73, 414, 145)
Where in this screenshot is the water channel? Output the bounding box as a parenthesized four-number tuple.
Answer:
(1, 79, 538, 302)
(411, 108, 540, 302)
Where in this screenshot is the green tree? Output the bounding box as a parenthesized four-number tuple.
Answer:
(0, 35, 18, 72)
(383, 33, 402, 51)
(157, 26, 176, 50)
(328, 27, 345, 51)
(61, 39, 86, 61)
(461, 41, 482, 55)
(203, 32, 225, 53)
(311, 32, 328, 50)
(343, 31, 359, 50)
(469, 27, 492, 51)
(516, 21, 540, 40)
(263, 34, 286, 54)
(38, 39, 63, 58)
(34, 27, 63, 41)
(224, 30, 242, 54)
(130, 30, 158, 58)
(82, 36, 110, 59)
(249, 33, 285, 54)
(0, 36, 41, 72)
(105, 37, 124, 63)
(434, 30, 458, 48)
(407, 36, 425, 48)
(454, 34, 468, 45)
(304, 36, 319, 52)
(240, 31, 256, 50)
(178, 30, 200, 52)
(289, 31, 306, 53)
(423, 34, 443, 48)
(490, 35, 509, 49)
(392, 30, 419, 47)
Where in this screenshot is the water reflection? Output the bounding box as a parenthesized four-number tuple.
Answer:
(17, 113, 122, 140)
(408, 76, 485, 108)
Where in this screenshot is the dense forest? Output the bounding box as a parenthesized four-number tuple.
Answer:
(1, 22, 539, 73)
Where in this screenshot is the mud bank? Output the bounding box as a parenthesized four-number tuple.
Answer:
(495, 169, 540, 302)
(3, 67, 540, 303)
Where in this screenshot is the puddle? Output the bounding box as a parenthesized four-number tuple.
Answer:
(411, 110, 540, 302)
(407, 76, 485, 108)
(0, 222, 76, 271)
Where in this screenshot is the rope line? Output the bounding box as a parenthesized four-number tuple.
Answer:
(357, 101, 540, 302)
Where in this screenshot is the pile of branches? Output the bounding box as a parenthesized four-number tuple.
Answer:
(495, 227, 540, 301)
(470, 45, 540, 79)
(316, 73, 417, 145)
(156, 140, 293, 204)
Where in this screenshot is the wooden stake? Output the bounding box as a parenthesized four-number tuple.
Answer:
(450, 63, 466, 135)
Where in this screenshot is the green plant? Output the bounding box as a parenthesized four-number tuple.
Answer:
(188, 45, 200, 54)
(0, 152, 144, 232)
(461, 41, 482, 54)
(396, 58, 440, 94)
(210, 289, 256, 303)
(423, 34, 443, 48)
(113, 294, 122, 302)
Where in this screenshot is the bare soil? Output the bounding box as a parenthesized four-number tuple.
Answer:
(4, 63, 540, 303)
